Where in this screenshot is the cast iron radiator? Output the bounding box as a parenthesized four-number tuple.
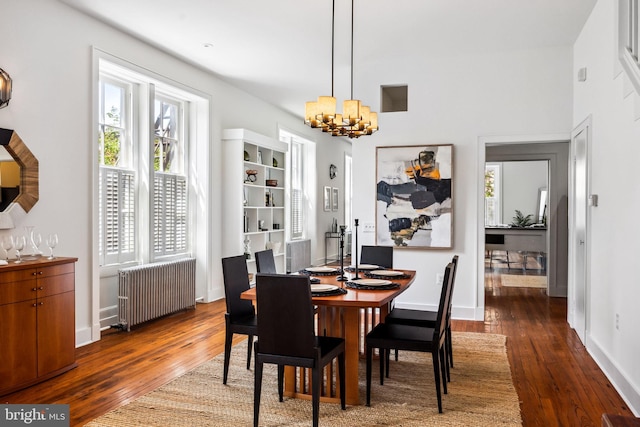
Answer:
(286, 239, 311, 273)
(118, 258, 196, 331)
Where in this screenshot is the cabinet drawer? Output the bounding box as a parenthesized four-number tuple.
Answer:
(0, 280, 36, 305)
(0, 269, 37, 284)
(37, 273, 74, 298)
(37, 263, 75, 278)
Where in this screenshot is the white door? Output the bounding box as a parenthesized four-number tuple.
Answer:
(570, 118, 590, 344)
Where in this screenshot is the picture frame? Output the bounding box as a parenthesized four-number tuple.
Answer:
(332, 187, 339, 211)
(323, 186, 331, 211)
(376, 144, 453, 249)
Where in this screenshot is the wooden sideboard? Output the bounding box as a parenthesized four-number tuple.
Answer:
(0, 256, 78, 396)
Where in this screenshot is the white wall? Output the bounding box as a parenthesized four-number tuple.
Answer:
(501, 160, 549, 224)
(573, 0, 640, 414)
(351, 45, 574, 321)
(0, 0, 348, 345)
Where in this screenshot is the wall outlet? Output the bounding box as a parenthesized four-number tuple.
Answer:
(362, 222, 375, 233)
(615, 313, 620, 330)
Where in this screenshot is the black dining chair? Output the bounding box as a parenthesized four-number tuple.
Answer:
(253, 273, 346, 427)
(221, 255, 258, 385)
(360, 245, 393, 268)
(385, 255, 459, 380)
(255, 249, 277, 273)
(365, 262, 454, 413)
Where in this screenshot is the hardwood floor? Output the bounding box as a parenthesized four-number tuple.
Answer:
(1, 268, 634, 426)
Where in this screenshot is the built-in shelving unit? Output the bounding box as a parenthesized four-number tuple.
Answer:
(222, 129, 287, 274)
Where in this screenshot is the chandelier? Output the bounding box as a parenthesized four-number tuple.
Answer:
(304, 0, 378, 139)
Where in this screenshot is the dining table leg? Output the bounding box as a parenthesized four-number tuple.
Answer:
(342, 306, 361, 405)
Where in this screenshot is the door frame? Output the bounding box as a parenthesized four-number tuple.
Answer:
(476, 134, 570, 319)
(568, 116, 592, 345)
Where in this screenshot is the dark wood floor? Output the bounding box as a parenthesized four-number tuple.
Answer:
(1, 266, 634, 426)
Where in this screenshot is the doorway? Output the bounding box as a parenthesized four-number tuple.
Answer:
(484, 159, 549, 291)
(477, 137, 570, 318)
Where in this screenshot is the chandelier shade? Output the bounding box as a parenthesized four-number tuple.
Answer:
(303, 0, 378, 139)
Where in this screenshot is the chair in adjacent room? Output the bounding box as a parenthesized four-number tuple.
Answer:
(365, 262, 454, 413)
(255, 249, 277, 273)
(385, 255, 459, 380)
(221, 255, 258, 385)
(359, 245, 393, 268)
(253, 273, 346, 427)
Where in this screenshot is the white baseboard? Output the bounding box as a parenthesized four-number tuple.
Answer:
(75, 327, 93, 348)
(392, 302, 479, 322)
(588, 335, 640, 416)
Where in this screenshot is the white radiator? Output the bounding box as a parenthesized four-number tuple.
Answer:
(118, 258, 196, 331)
(286, 239, 311, 273)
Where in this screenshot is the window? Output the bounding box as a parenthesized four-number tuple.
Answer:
(280, 129, 314, 241)
(484, 163, 502, 225)
(98, 77, 136, 265)
(289, 138, 304, 239)
(98, 61, 190, 267)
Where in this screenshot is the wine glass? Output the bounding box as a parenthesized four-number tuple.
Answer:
(14, 235, 25, 264)
(46, 233, 58, 259)
(2, 235, 14, 262)
(33, 233, 42, 256)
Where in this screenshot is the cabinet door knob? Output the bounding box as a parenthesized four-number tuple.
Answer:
(32, 303, 37, 307)
(38, 271, 44, 275)
(39, 286, 44, 290)
(32, 287, 37, 291)
(39, 302, 44, 306)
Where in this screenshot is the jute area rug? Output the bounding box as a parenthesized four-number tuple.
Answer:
(501, 274, 547, 289)
(85, 332, 522, 426)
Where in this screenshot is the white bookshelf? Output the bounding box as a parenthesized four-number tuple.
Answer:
(222, 129, 287, 274)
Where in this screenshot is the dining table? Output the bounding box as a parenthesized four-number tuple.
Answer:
(241, 266, 416, 406)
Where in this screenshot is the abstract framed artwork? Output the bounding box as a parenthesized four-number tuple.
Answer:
(376, 144, 453, 249)
(323, 186, 331, 211)
(332, 187, 339, 211)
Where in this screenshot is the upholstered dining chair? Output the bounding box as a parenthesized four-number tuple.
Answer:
(365, 262, 454, 413)
(385, 255, 459, 381)
(359, 245, 393, 268)
(255, 249, 277, 273)
(221, 255, 258, 385)
(253, 273, 346, 427)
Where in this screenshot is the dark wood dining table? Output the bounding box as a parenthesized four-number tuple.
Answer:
(241, 268, 416, 405)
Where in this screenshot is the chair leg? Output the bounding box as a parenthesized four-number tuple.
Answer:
(440, 346, 448, 395)
(394, 348, 398, 361)
(447, 326, 454, 369)
(312, 364, 321, 427)
(253, 358, 263, 427)
(432, 351, 443, 414)
(246, 334, 254, 369)
(379, 348, 385, 385)
(366, 344, 373, 406)
(338, 352, 346, 410)
(223, 327, 233, 384)
(277, 364, 284, 402)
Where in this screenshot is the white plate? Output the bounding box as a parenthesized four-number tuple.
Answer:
(310, 284, 339, 293)
(305, 266, 338, 273)
(370, 270, 404, 277)
(351, 278, 392, 286)
(351, 264, 379, 270)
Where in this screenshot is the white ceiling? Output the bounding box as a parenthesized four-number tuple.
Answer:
(60, 0, 597, 119)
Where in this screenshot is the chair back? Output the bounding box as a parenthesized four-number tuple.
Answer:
(255, 249, 277, 273)
(435, 263, 454, 343)
(360, 245, 393, 268)
(256, 273, 316, 358)
(221, 255, 255, 320)
(447, 255, 459, 321)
